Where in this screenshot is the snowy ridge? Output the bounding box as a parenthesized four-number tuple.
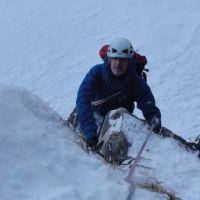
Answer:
(0, 86, 127, 200)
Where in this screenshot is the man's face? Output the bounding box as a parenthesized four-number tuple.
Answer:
(110, 58, 129, 77)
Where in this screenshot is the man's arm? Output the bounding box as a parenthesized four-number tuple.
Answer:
(134, 78, 161, 130)
(76, 65, 101, 142)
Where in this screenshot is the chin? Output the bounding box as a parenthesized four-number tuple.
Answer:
(113, 72, 123, 77)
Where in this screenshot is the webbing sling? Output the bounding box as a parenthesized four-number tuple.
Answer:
(91, 90, 122, 106)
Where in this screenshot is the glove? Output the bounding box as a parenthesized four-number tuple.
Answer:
(151, 116, 162, 134)
(86, 137, 98, 148)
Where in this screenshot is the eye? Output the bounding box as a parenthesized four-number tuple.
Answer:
(112, 48, 118, 53)
(122, 49, 128, 54)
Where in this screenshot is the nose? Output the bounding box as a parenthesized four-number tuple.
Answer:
(115, 58, 123, 65)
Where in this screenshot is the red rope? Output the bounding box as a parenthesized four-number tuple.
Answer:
(125, 126, 154, 200)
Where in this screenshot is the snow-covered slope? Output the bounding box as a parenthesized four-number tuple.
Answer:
(0, 86, 127, 200)
(0, 0, 200, 199)
(105, 109, 200, 200)
(0, 87, 199, 200)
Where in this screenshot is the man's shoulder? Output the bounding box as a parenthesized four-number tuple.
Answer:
(91, 63, 106, 70)
(89, 63, 108, 75)
(134, 74, 150, 89)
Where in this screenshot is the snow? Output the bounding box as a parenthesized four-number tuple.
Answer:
(0, 0, 200, 199)
(121, 112, 200, 199)
(0, 86, 127, 200)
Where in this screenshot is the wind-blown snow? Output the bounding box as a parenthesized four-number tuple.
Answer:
(0, 0, 200, 199)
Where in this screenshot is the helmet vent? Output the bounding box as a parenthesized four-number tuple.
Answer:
(112, 48, 117, 53)
(122, 49, 128, 54)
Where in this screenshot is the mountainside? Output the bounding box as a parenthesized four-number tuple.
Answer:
(0, 0, 200, 199)
(0, 0, 199, 139)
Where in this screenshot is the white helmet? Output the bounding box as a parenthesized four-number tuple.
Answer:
(107, 37, 134, 59)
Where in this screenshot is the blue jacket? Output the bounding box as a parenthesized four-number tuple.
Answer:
(76, 60, 161, 140)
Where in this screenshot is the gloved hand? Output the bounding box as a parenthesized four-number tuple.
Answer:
(151, 116, 162, 134)
(86, 137, 98, 148)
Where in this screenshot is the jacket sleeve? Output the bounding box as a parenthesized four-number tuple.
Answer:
(134, 78, 161, 124)
(76, 66, 101, 140)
